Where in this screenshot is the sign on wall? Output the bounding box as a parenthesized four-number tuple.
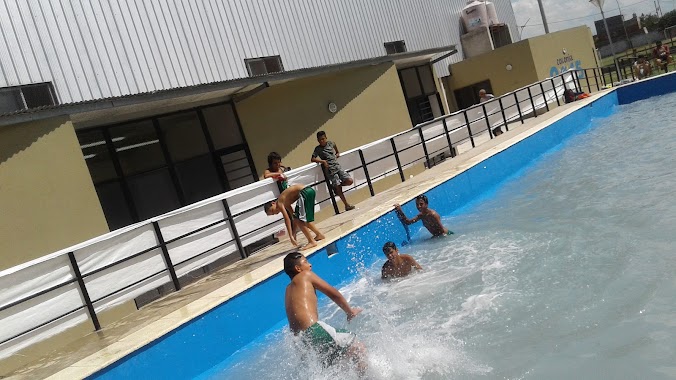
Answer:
(549, 53, 584, 78)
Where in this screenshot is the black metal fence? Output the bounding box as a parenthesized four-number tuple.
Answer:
(0, 68, 608, 354)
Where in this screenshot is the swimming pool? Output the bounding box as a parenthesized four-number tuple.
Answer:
(92, 75, 676, 379)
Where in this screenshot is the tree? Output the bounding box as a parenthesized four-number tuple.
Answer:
(640, 13, 660, 32)
(658, 10, 676, 31)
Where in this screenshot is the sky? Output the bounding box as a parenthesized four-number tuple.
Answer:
(511, 0, 676, 39)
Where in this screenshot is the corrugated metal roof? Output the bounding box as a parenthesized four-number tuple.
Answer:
(0, 46, 456, 126)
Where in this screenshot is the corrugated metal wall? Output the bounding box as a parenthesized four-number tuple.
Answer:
(0, 0, 518, 105)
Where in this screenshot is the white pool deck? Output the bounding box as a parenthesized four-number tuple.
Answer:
(1, 92, 607, 380)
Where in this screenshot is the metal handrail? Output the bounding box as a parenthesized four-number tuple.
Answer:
(0, 68, 606, 352)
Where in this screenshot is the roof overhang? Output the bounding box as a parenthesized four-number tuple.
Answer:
(0, 45, 457, 128)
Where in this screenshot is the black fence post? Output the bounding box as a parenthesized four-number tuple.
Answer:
(527, 87, 537, 118)
(539, 82, 549, 112)
(498, 97, 509, 132)
(417, 127, 430, 167)
(442, 118, 455, 158)
(462, 110, 476, 147)
(357, 149, 375, 196)
(584, 69, 591, 93)
(481, 104, 493, 139)
(67, 252, 101, 331)
(550, 78, 561, 106)
(390, 138, 405, 182)
(513, 92, 524, 124)
(593, 68, 601, 91)
(321, 168, 341, 215)
(572, 70, 581, 92)
(152, 221, 181, 291)
(222, 198, 247, 259)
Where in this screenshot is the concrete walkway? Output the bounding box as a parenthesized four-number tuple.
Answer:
(1, 92, 607, 380)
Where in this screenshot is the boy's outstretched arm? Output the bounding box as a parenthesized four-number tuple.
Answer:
(394, 204, 420, 225)
(310, 272, 362, 321)
(279, 205, 298, 247)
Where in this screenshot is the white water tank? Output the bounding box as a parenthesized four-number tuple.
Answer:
(461, 0, 499, 33)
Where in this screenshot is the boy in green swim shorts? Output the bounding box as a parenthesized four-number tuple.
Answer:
(265, 184, 325, 250)
(283, 252, 367, 374)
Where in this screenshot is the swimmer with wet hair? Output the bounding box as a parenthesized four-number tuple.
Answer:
(283, 252, 367, 374)
(394, 194, 453, 238)
(381, 241, 422, 280)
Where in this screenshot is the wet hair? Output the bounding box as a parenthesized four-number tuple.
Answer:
(284, 252, 304, 278)
(264, 201, 275, 214)
(415, 194, 429, 204)
(656, 40, 663, 46)
(267, 151, 282, 166)
(316, 131, 327, 139)
(382, 241, 397, 254)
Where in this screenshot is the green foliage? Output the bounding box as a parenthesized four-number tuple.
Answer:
(658, 10, 676, 31)
(640, 13, 660, 32)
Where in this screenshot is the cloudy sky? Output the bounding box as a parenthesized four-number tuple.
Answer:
(511, 0, 676, 39)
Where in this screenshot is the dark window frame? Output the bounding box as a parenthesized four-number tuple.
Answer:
(397, 64, 442, 126)
(77, 100, 258, 230)
(244, 55, 284, 76)
(384, 40, 407, 55)
(0, 82, 58, 113)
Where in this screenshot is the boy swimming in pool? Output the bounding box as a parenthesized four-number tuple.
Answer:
(283, 252, 367, 374)
(381, 241, 422, 280)
(265, 184, 325, 250)
(394, 194, 453, 238)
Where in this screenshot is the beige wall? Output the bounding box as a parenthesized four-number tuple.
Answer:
(0, 117, 109, 270)
(528, 26, 599, 80)
(447, 40, 539, 96)
(235, 63, 412, 176)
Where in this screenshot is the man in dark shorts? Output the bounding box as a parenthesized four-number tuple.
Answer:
(283, 252, 366, 373)
(394, 194, 453, 238)
(311, 131, 355, 212)
(653, 41, 672, 73)
(265, 184, 325, 250)
(381, 241, 423, 280)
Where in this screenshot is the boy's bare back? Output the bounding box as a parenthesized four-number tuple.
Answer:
(278, 184, 304, 207)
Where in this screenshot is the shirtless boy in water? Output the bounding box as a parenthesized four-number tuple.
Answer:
(394, 194, 453, 237)
(381, 242, 422, 280)
(284, 252, 367, 374)
(265, 184, 325, 250)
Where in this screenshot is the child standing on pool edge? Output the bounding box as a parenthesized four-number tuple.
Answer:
(394, 194, 453, 238)
(311, 131, 356, 212)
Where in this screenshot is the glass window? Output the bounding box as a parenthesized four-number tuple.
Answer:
(127, 169, 181, 220)
(96, 181, 135, 230)
(175, 155, 223, 204)
(221, 151, 254, 189)
(0, 88, 23, 113)
(202, 104, 244, 150)
(418, 65, 437, 95)
(158, 111, 209, 162)
(400, 68, 422, 98)
(110, 120, 165, 176)
(78, 130, 117, 183)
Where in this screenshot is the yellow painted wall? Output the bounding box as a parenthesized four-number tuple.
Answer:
(528, 26, 599, 80)
(447, 40, 539, 96)
(0, 117, 109, 270)
(235, 63, 412, 176)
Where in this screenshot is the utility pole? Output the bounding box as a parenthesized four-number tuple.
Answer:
(616, 0, 632, 48)
(590, 0, 622, 81)
(537, 0, 550, 33)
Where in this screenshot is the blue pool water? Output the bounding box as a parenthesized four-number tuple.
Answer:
(91, 76, 676, 380)
(200, 92, 676, 379)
